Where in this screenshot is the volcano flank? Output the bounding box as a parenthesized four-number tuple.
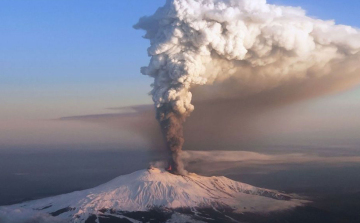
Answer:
(0, 168, 304, 223)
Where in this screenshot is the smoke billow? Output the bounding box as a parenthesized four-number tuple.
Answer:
(134, 0, 360, 175)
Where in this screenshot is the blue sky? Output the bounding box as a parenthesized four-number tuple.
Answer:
(0, 1, 164, 85)
(0, 0, 359, 120)
(0, 0, 166, 119)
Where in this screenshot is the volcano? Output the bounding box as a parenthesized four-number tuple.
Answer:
(0, 168, 304, 223)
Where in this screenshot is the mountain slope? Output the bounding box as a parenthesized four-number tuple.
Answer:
(0, 168, 304, 223)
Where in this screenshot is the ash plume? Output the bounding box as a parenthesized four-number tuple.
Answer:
(134, 0, 360, 175)
(157, 104, 187, 174)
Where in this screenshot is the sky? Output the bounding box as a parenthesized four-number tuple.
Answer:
(1, 0, 360, 147)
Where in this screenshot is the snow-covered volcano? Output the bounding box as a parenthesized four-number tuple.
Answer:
(0, 168, 304, 223)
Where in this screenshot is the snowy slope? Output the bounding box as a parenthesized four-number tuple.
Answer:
(0, 168, 304, 223)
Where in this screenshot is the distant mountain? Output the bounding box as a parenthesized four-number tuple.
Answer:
(0, 168, 304, 223)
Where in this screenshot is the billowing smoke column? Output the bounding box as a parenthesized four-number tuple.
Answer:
(135, 0, 360, 175)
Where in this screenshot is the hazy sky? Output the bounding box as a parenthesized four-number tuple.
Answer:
(1, 0, 360, 147)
